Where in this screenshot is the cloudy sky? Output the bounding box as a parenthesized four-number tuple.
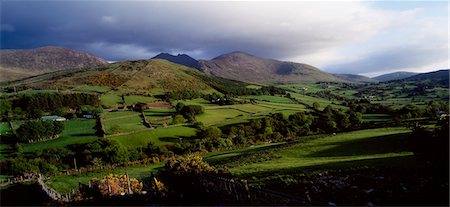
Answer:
(1, 1, 448, 76)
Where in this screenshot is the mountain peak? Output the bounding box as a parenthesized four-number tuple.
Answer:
(152, 52, 200, 69)
(199, 52, 341, 84)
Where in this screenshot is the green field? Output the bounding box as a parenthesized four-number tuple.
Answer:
(143, 108, 174, 125)
(110, 125, 197, 148)
(100, 93, 121, 108)
(207, 104, 271, 114)
(204, 142, 287, 163)
(278, 83, 327, 93)
(103, 111, 147, 134)
(197, 108, 248, 126)
(22, 119, 98, 152)
(214, 127, 412, 177)
(289, 93, 344, 109)
(242, 95, 295, 104)
(124, 95, 158, 105)
(47, 163, 163, 194)
(174, 98, 212, 107)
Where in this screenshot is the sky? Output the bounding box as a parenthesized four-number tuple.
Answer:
(0, 1, 448, 77)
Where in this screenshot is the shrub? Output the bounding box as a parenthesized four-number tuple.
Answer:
(91, 174, 143, 196)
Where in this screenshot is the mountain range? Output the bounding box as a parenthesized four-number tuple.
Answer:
(402, 70, 449, 86)
(0, 46, 107, 82)
(1, 46, 447, 86)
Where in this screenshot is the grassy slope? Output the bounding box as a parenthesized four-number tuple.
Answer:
(103, 111, 147, 134)
(110, 126, 197, 148)
(242, 95, 295, 104)
(218, 127, 412, 177)
(197, 108, 248, 126)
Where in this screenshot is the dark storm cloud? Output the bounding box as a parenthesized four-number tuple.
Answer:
(1, 1, 447, 74)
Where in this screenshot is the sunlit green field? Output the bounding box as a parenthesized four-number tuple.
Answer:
(22, 119, 98, 152)
(197, 108, 248, 126)
(103, 111, 147, 134)
(100, 93, 121, 108)
(173, 98, 212, 107)
(289, 93, 345, 109)
(216, 127, 412, 177)
(124, 95, 158, 105)
(242, 95, 295, 104)
(110, 125, 197, 148)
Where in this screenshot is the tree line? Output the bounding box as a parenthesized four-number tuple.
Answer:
(1, 92, 100, 120)
(189, 105, 363, 151)
(16, 120, 64, 143)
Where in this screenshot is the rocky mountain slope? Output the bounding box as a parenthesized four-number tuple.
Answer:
(198, 52, 342, 84)
(0, 46, 107, 82)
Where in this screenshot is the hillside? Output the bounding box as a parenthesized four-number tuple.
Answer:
(152, 53, 200, 70)
(332, 74, 379, 83)
(402, 69, 449, 86)
(198, 52, 342, 84)
(373, 71, 418, 82)
(3, 59, 243, 94)
(0, 46, 107, 82)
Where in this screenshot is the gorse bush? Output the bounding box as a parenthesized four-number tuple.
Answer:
(91, 174, 143, 196)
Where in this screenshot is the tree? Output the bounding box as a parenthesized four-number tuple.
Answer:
(348, 110, 363, 127)
(28, 109, 44, 119)
(0, 99, 11, 120)
(172, 114, 186, 124)
(200, 127, 223, 140)
(334, 110, 350, 130)
(164, 155, 218, 176)
(105, 140, 129, 163)
(312, 102, 321, 111)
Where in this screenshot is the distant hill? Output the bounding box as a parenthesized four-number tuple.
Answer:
(373, 71, 418, 82)
(332, 74, 378, 83)
(402, 69, 449, 86)
(5, 59, 249, 94)
(198, 51, 342, 84)
(0, 46, 107, 82)
(152, 53, 200, 69)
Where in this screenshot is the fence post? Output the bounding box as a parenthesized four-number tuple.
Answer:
(126, 172, 132, 194)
